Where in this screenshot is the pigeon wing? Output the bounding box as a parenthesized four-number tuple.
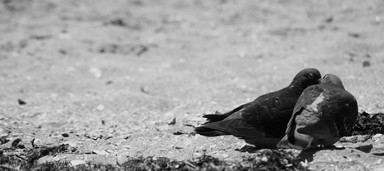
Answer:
(203, 103, 248, 122)
(198, 110, 266, 138)
(295, 112, 334, 139)
(328, 90, 359, 136)
(285, 85, 324, 134)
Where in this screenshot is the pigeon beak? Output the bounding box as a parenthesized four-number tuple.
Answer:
(317, 78, 322, 84)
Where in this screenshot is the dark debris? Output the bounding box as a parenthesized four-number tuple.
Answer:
(0, 144, 72, 170)
(0, 148, 307, 170)
(168, 118, 176, 125)
(352, 112, 384, 135)
(17, 99, 27, 105)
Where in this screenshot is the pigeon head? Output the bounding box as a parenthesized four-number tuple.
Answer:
(290, 68, 321, 90)
(321, 74, 345, 89)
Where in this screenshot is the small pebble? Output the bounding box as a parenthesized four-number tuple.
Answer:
(18, 99, 27, 105)
(93, 150, 110, 156)
(70, 160, 86, 166)
(362, 61, 371, 67)
(96, 104, 105, 111)
(373, 134, 382, 139)
(11, 138, 22, 148)
(193, 152, 203, 158)
(261, 156, 268, 162)
(89, 67, 102, 78)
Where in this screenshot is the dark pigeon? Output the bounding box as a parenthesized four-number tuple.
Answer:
(277, 74, 358, 150)
(195, 68, 321, 148)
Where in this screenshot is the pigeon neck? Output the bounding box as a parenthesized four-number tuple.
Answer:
(289, 85, 306, 95)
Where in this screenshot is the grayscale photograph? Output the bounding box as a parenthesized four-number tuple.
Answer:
(0, 0, 383, 170)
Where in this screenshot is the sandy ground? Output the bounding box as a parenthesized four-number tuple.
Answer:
(1, 0, 384, 170)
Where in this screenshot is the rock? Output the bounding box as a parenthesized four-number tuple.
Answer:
(372, 134, 383, 141)
(0, 137, 9, 145)
(96, 104, 105, 111)
(339, 135, 370, 143)
(17, 99, 27, 105)
(36, 156, 55, 165)
(0, 127, 9, 137)
(355, 144, 373, 153)
(168, 118, 176, 125)
(362, 61, 371, 67)
(117, 155, 129, 165)
(63, 141, 78, 148)
(92, 150, 110, 156)
(89, 67, 102, 79)
(11, 138, 22, 148)
(31, 138, 58, 147)
(70, 160, 86, 166)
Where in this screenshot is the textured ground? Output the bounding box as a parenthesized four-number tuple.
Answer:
(1, 0, 384, 170)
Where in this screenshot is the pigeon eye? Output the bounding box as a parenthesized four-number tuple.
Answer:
(308, 74, 314, 79)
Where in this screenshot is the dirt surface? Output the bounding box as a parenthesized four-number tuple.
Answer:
(1, 0, 384, 170)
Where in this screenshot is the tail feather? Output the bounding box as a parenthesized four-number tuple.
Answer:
(203, 104, 246, 122)
(194, 126, 229, 136)
(203, 113, 231, 122)
(276, 135, 291, 149)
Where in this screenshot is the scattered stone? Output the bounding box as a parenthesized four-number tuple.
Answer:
(324, 16, 333, 23)
(58, 49, 67, 55)
(355, 144, 373, 153)
(84, 132, 103, 140)
(18, 99, 27, 105)
(168, 118, 176, 125)
(11, 138, 22, 148)
(105, 18, 126, 27)
(36, 156, 55, 165)
(96, 104, 105, 111)
(58, 31, 71, 39)
(348, 32, 360, 38)
(89, 67, 102, 79)
(122, 145, 131, 149)
(0, 137, 9, 144)
(117, 134, 130, 140)
(105, 80, 113, 85)
(372, 134, 383, 142)
(339, 135, 371, 143)
(30, 34, 53, 40)
(133, 45, 149, 56)
(362, 60, 371, 67)
(117, 155, 129, 165)
(372, 134, 383, 140)
(70, 160, 86, 166)
(372, 147, 384, 156)
(61, 133, 69, 137)
(31, 138, 40, 148)
(92, 150, 110, 156)
(173, 131, 184, 135)
(140, 86, 150, 94)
